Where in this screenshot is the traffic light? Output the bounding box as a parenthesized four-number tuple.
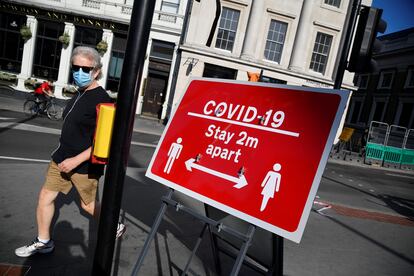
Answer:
(348, 6, 387, 73)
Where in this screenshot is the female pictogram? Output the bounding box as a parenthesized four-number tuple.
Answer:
(260, 163, 282, 212)
(164, 137, 183, 174)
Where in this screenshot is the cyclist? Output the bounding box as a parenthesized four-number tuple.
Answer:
(33, 79, 54, 111)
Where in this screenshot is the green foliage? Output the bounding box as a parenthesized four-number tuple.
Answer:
(20, 25, 32, 41)
(58, 32, 70, 48)
(96, 40, 108, 55)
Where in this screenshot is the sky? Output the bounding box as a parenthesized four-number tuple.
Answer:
(372, 0, 414, 34)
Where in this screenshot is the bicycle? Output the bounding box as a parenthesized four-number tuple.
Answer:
(23, 94, 64, 121)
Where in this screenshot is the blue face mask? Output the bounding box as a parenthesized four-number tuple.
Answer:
(73, 68, 92, 88)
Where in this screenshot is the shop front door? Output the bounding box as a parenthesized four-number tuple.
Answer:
(142, 72, 168, 119)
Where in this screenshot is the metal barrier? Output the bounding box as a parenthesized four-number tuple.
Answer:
(401, 129, 414, 170)
(383, 125, 407, 168)
(364, 121, 388, 165)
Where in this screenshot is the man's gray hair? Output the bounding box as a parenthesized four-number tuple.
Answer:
(70, 46, 103, 79)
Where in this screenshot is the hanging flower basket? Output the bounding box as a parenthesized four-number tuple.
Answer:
(58, 32, 70, 48)
(96, 40, 108, 55)
(20, 25, 32, 41)
(24, 77, 40, 90)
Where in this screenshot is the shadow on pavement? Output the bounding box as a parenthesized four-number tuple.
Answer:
(321, 213, 414, 266)
(21, 188, 96, 275)
(323, 175, 414, 221)
(379, 195, 414, 221)
(22, 221, 90, 275)
(0, 113, 38, 135)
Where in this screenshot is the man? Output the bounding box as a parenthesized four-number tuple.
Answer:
(33, 79, 54, 110)
(15, 46, 125, 257)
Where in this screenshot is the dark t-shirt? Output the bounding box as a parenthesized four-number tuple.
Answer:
(52, 87, 112, 174)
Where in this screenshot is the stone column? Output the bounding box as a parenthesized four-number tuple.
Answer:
(137, 38, 152, 115)
(241, 0, 265, 61)
(288, 0, 314, 72)
(161, 44, 178, 119)
(17, 16, 38, 91)
(54, 22, 75, 98)
(98, 29, 114, 89)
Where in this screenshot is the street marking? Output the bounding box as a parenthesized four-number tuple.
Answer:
(187, 112, 300, 137)
(0, 122, 61, 135)
(386, 173, 414, 180)
(0, 156, 50, 163)
(185, 158, 248, 189)
(131, 141, 157, 148)
(369, 189, 375, 192)
(358, 184, 363, 187)
(0, 117, 14, 120)
(348, 179, 353, 182)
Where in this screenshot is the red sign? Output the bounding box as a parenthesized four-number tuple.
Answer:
(146, 79, 349, 242)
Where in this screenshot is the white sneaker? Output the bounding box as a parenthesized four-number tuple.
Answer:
(15, 238, 55, 257)
(116, 223, 126, 239)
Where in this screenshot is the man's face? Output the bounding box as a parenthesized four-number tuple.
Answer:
(72, 55, 100, 80)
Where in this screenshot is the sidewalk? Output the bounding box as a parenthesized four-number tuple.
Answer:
(0, 84, 166, 136)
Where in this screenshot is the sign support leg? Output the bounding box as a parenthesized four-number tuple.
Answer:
(181, 223, 208, 276)
(131, 189, 174, 276)
(204, 204, 222, 275)
(229, 225, 256, 276)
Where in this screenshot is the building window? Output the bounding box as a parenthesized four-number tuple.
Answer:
(396, 102, 414, 129)
(33, 20, 65, 80)
(377, 71, 394, 89)
(310, 32, 333, 74)
(74, 25, 103, 49)
(405, 69, 414, 88)
(107, 33, 127, 92)
(0, 13, 26, 73)
(264, 20, 287, 63)
(203, 63, 237, 79)
(215, 7, 240, 52)
(159, 0, 180, 23)
(372, 101, 386, 122)
(349, 100, 362, 124)
(357, 74, 369, 89)
(261, 76, 287, 84)
(324, 0, 341, 8)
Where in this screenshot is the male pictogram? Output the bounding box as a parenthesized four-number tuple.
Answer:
(164, 138, 183, 174)
(260, 163, 282, 211)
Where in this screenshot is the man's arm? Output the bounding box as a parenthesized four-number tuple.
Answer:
(57, 147, 92, 173)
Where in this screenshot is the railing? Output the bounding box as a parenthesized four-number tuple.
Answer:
(364, 121, 413, 170)
(82, 0, 100, 9)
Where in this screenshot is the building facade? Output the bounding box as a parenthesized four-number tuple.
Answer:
(1, 0, 371, 120)
(0, 0, 188, 119)
(348, 27, 414, 131)
(169, 0, 370, 117)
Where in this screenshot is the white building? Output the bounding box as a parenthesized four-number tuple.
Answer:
(0, 0, 187, 119)
(170, 0, 371, 118)
(0, 0, 371, 120)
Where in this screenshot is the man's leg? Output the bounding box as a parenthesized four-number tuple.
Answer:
(73, 174, 125, 238)
(80, 200, 100, 219)
(36, 187, 59, 240)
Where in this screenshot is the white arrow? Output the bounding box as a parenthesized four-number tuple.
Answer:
(185, 158, 248, 189)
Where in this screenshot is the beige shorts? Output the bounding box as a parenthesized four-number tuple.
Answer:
(43, 161, 99, 205)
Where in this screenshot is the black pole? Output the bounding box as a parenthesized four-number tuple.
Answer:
(164, 0, 194, 123)
(272, 235, 283, 276)
(334, 0, 361, 89)
(92, 0, 156, 275)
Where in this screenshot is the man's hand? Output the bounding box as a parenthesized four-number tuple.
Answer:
(57, 147, 92, 173)
(58, 157, 81, 173)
